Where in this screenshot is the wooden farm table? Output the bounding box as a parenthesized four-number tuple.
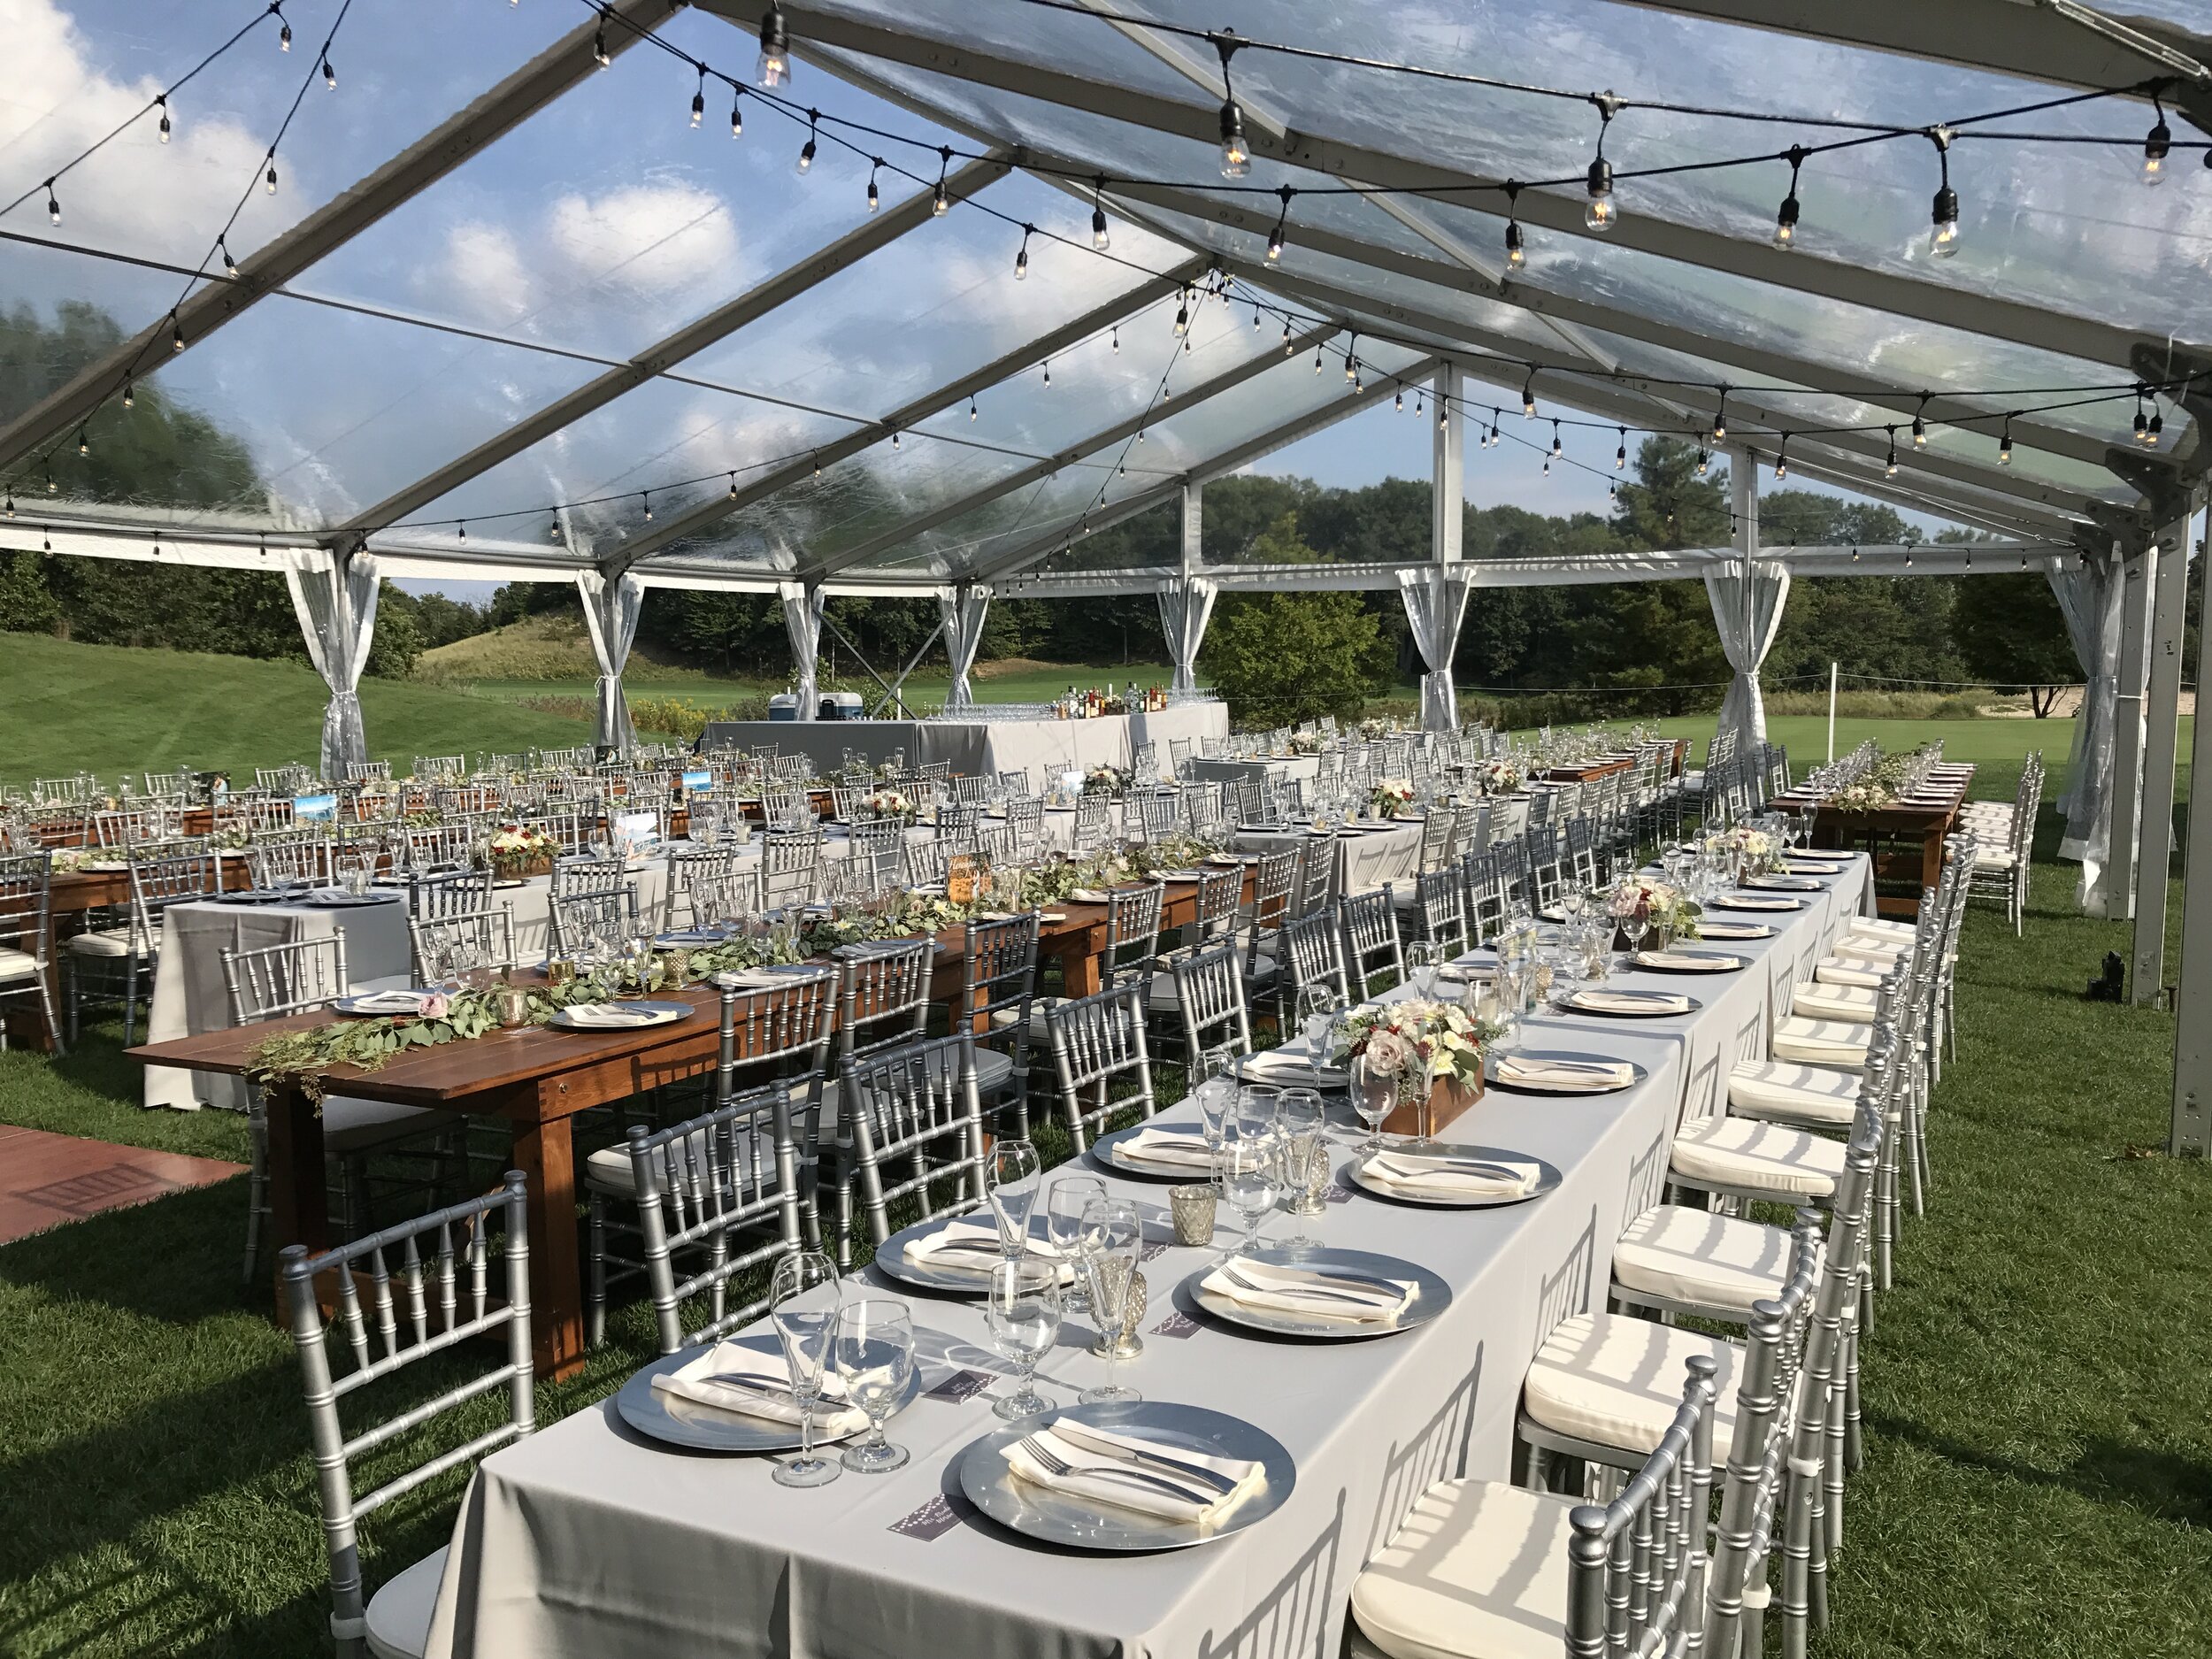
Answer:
(1775, 764, 1974, 918)
(127, 867, 1246, 1378)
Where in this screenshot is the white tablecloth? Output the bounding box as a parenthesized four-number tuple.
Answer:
(426, 864, 1870, 1659)
(1229, 821, 1425, 899)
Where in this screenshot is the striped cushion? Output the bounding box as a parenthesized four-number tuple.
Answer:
(1729, 1059, 1861, 1125)
(1671, 1115, 1847, 1200)
(1791, 981, 1878, 1023)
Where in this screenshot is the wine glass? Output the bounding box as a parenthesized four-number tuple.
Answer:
(1405, 940, 1439, 1000)
(1348, 1052, 1396, 1151)
(1297, 985, 1338, 1086)
(769, 1249, 843, 1488)
(1079, 1197, 1143, 1405)
(833, 1299, 915, 1473)
(1276, 1089, 1327, 1248)
(1217, 1118, 1280, 1257)
(984, 1258, 1062, 1422)
(1618, 906, 1649, 971)
(1044, 1174, 1105, 1315)
(985, 1139, 1042, 1260)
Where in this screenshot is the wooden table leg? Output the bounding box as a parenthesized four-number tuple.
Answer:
(265, 1081, 330, 1318)
(510, 1106, 586, 1381)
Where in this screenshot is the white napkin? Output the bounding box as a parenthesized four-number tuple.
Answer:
(1491, 1054, 1635, 1091)
(1200, 1255, 1417, 1325)
(1785, 861, 1844, 874)
(1361, 1149, 1542, 1199)
(1694, 921, 1772, 940)
(1114, 1125, 1219, 1172)
(1069, 887, 1112, 903)
(1240, 1050, 1347, 1087)
(1745, 876, 1821, 890)
(1633, 950, 1740, 972)
(1004, 1418, 1263, 1524)
(1719, 895, 1800, 911)
(650, 1342, 868, 1435)
(902, 1215, 1071, 1283)
(343, 989, 430, 1015)
(1567, 989, 1694, 1016)
(559, 1002, 663, 1028)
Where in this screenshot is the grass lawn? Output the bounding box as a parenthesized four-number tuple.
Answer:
(0, 635, 595, 790)
(0, 720, 2207, 1655)
(465, 660, 1180, 715)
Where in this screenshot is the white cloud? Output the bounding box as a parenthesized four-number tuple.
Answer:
(544, 180, 739, 296)
(432, 220, 536, 325)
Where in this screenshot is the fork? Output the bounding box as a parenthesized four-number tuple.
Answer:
(1017, 1436, 1212, 1504)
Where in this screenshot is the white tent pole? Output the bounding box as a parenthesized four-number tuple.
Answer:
(1828, 662, 1838, 762)
(2174, 552, 2212, 1153)
(2131, 512, 2197, 1001)
(2105, 540, 2159, 918)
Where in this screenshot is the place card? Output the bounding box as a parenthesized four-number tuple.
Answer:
(925, 1369, 1000, 1404)
(1151, 1310, 1202, 1340)
(1322, 1180, 1355, 1205)
(1139, 1239, 1170, 1263)
(888, 1494, 965, 1542)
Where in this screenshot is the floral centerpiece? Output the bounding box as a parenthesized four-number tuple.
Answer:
(1704, 825, 1778, 876)
(1370, 778, 1417, 819)
(1335, 996, 1498, 1137)
(1083, 764, 1131, 796)
(1286, 731, 1324, 756)
(1609, 873, 1701, 944)
(401, 807, 443, 829)
(1357, 716, 1390, 739)
(480, 824, 557, 880)
(1832, 778, 1894, 815)
(860, 786, 914, 821)
(1477, 758, 1524, 795)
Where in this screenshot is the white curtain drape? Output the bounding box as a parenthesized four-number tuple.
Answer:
(2050, 554, 2124, 906)
(1157, 575, 1219, 695)
(283, 549, 380, 781)
(1704, 557, 1791, 760)
(937, 582, 992, 711)
(779, 581, 825, 720)
(576, 569, 645, 755)
(1398, 566, 1474, 730)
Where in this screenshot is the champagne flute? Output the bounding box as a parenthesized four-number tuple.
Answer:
(1044, 1174, 1105, 1315)
(833, 1299, 915, 1473)
(1079, 1197, 1143, 1405)
(1217, 1118, 1279, 1257)
(984, 1258, 1062, 1422)
(985, 1139, 1042, 1260)
(769, 1249, 843, 1488)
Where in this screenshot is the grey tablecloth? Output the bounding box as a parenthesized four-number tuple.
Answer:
(1228, 821, 1424, 900)
(426, 866, 1870, 1659)
(1183, 754, 1321, 790)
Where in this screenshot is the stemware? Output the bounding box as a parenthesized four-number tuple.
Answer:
(985, 1139, 1043, 1259)
(833, 1299, 916, 1473)
(1217, 1118, 1281, 1256)
(1405, 940, 1440, 1000)
(1348, 1051, 1397, 1150)
(1295, 984, 1337, 1084)
(1044, 1174, 1106, 1314)
(984, 1258, 1062, 1422)
(1277, 1090, 1328, 1248)
(1079, 1197, 1143, 1405)
(769, 1249, 843, 1488)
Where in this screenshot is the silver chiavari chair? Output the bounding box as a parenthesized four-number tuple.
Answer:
(250, 830, 333, 888)
(762, 827, 822, 909)
(1100, 881, 1165, 1000)
(585, 969, 837, 1346)
(1043, 980, 1157, 1151)
(662, 846, 748, 930)
(1398, 867, 1471, 959)
(965, 910, 1040, 1138)
(1348, 1358, 1720, 1659)
(67, 844, 219, 1045)
(824, 941, 937, 1266)
(1279, 908, 1350, 1005)
(1334, 888, 1405, 1000)
(1070, 791, 1110, 852)
(1002, 794, 1046, 858)
(1240, 848, 1296, 1021)
(281, 1173, 534, 1659)
(902, 836, 951, 887)
(546, 860, 637, 957)
(406, 865, 490, 924)
(407, 905, 518, 985)
(1417, 807, 1454, 872)
(1164, 939, 1255, 1073)
(842, 1031, 990, 1257)
(1130, 789, 1180, 842)
(0, 851, 62, 1052)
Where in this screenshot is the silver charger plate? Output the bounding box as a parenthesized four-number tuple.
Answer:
(616, 1336, 922, 1454)
(1187, 1243, 1452, 1338)
(654, 928, 728, 947)
(1631, 950, 1748, 974)
(1088, 1121, 1217, 1183)
(332, 992, 436, 1018)
(872, 1213, 1067, 1296)
(547, 999, 695, 1032)
(1344, 1146, 1564, 1209)
(1485, 1048, 1647, 1096)
(1555, 990, 1703, 1019)
(957, 1400, 1296, 1553)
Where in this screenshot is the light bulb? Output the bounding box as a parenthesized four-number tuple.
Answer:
(76, 429, 88, 457)
(1345, 353, 1357, 384)
(2148, 409, 2164, 446)
(1110, 326, 1119, 354)
(170, 315, 184, 352)
(1014, 243, 1028, 280)
(1912, 412, 1927, 448)
(690, 89, 703, 127)
(122, 381, 134, 409)
(730, 96, 743, 138)
(1266, 222, 1284, 260)
(1998, 423, 2012, 465)
(323, 56, 336, 90)
(1218, 101, 1249, 180)
(1773, 192, 1799, 249)
(727, 472, 738, 501)
(642, 492, 652, 521)
(2134, 403, 2148, 442)
(221, 236, 237, 277)
(1173, 302, 1188, 337)
(2145, 116, 2171, 185)
(1885, 431, 1899, 476)
(1092, 203, 1110, 250)
(593, 24, 610, 68)
(796, 135, 815, 174)
(1774, 445, 1788, 481)
(1394, 388, 1403, 412)
(756, 5, 791, 88)
(969, 396, 978, 421)
(265, 159, 279, 195)
(932, 183, 949, 217)
(157, 97, 171, 142)
(1542, 457, 1551, 477)
(1930, 185, 1959, 258)
(1549, 421, 1563, 457)
(1711, 404, 1726, 442)
(1505, 220, 1525, 268)
(865, 173, 879, 212)
(1695, 450, 1709, 477)
(890, 430, 901, 451)
(45, 182, 58, 227)
(1042, 361, 1050, 387)
(278, 12, 292, 50)
(1583, 157, 1616, 233)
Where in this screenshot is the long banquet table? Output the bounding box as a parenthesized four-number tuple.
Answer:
(423, 853, 1874, 1659)
(700, 701, 1229, 784)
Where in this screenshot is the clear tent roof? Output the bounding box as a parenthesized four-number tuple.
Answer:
(4, 0, 2207, 587)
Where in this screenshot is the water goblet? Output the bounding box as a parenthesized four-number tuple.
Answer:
(1295, 984, 1337, 1084)
(984, 1139, 1042, 1260)
(1405, 940, 1440, 1000)
(1079, 1197, 1143, 1404)
(1277, 1090, 1327, 1248)
(769, 1249, 843, 1488)
(1217, 1119, 1279, 1257)
(984, 1258, 1062, 1421)
(1044, 1174, 1105, 1315)
(833, 1299, 915, 1473)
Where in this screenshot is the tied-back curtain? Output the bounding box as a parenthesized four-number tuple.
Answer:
(937, 582, 992, 711)
(779, 581, 825, 720)
(283, 549, 380, 781)
(1397, 566, 1473, 730)
(1157, 576, 1218, 695)
(2050, 553, 2124, 904)
(576, 570, 645, 756)
(1704, 557, 1791, 761)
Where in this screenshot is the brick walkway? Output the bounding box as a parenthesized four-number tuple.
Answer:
(0, 1125, 246, 1245)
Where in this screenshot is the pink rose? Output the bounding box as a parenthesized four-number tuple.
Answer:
(1365, 1028, 1410, 1076)
(418, 992, 451, 1020)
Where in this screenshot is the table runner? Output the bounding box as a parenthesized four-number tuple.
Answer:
(426, 856, 1870, 1659)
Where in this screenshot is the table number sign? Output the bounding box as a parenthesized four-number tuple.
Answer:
(1151, 1310, 1202, 1340)
(924, 1368, 999, 1403)
(888, 1494, 965, 1541)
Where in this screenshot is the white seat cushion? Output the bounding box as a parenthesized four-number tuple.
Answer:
(1770, 1016, 1872, 1069)
(64, 925, 149, 958)
(364, 1544, 443, 1659)
(0, 946, 39, 982)
(321, 1097, 451, 1155)
(1849, 917, 1915, 943)
(1972, 847, 2017, 871)
(1813, 955, 1888, 989)
(1790, 981, 1877, 1023)
(1838, 932, 1908, 961)
(991, 996, 1063, 1038)
(1349, 1479, 1577, 1659)
(585, 1123, 786, 1201)
(1671, 1115, 1848, 1200)
(1613, 1203, 1810, 1314)
(1523, 1312, 1743, 1465)
(1729, 1060, 1861, 1126)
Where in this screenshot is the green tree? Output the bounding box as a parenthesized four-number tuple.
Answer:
(1950, 572, 2080, 715)
(1198, 513, 1390, 725)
